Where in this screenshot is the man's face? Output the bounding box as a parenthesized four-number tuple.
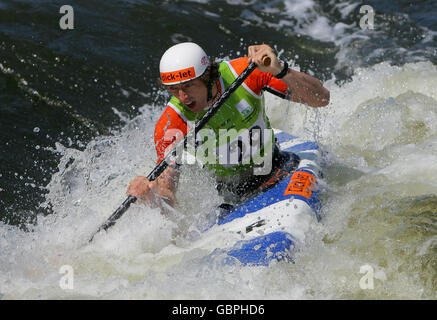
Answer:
(168, 79, 208, 114)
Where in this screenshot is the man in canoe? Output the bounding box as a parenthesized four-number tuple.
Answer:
(127, 42, 330, 209)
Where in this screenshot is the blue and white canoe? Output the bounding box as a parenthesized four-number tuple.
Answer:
(189, 128, 323, 266)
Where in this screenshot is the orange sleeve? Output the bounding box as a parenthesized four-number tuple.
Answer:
(229, 57, 289, 99)
(154, 106, 189, 163)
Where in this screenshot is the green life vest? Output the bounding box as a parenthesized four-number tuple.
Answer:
(168, 60, 274, 176)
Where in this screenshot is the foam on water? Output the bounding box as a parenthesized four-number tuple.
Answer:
(260, 0, 437, 73)
(286, 61, 437, 299)
(1, 60, 437, 299)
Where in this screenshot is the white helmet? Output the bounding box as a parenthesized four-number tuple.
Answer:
(159, 42, 210, 85)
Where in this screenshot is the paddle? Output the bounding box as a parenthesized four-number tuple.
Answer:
(88, 56, 271, 243)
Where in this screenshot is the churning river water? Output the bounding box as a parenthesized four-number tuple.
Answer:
(0, 0, 436, 299)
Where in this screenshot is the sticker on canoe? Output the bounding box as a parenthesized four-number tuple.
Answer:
(283, 171, 315, 198)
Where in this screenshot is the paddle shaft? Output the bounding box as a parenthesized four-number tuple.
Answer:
(89, 58, 269, 242)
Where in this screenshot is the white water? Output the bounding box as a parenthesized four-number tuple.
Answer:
(1, 61, 436, 299)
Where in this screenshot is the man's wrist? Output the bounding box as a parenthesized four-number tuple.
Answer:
(274, 61, 289, 79)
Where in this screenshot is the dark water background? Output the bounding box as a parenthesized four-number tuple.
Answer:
(1, 0, 437, 300)
(0, 0, 436, 226)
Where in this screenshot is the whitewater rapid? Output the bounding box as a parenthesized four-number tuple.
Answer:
(1, 61, 436, 299)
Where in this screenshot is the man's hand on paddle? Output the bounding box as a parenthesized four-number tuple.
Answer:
(247, 44, 282, 76)
(127, 167, 178, 209)
(127, 176, 159, 205)
(248, 43, 330, 108)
